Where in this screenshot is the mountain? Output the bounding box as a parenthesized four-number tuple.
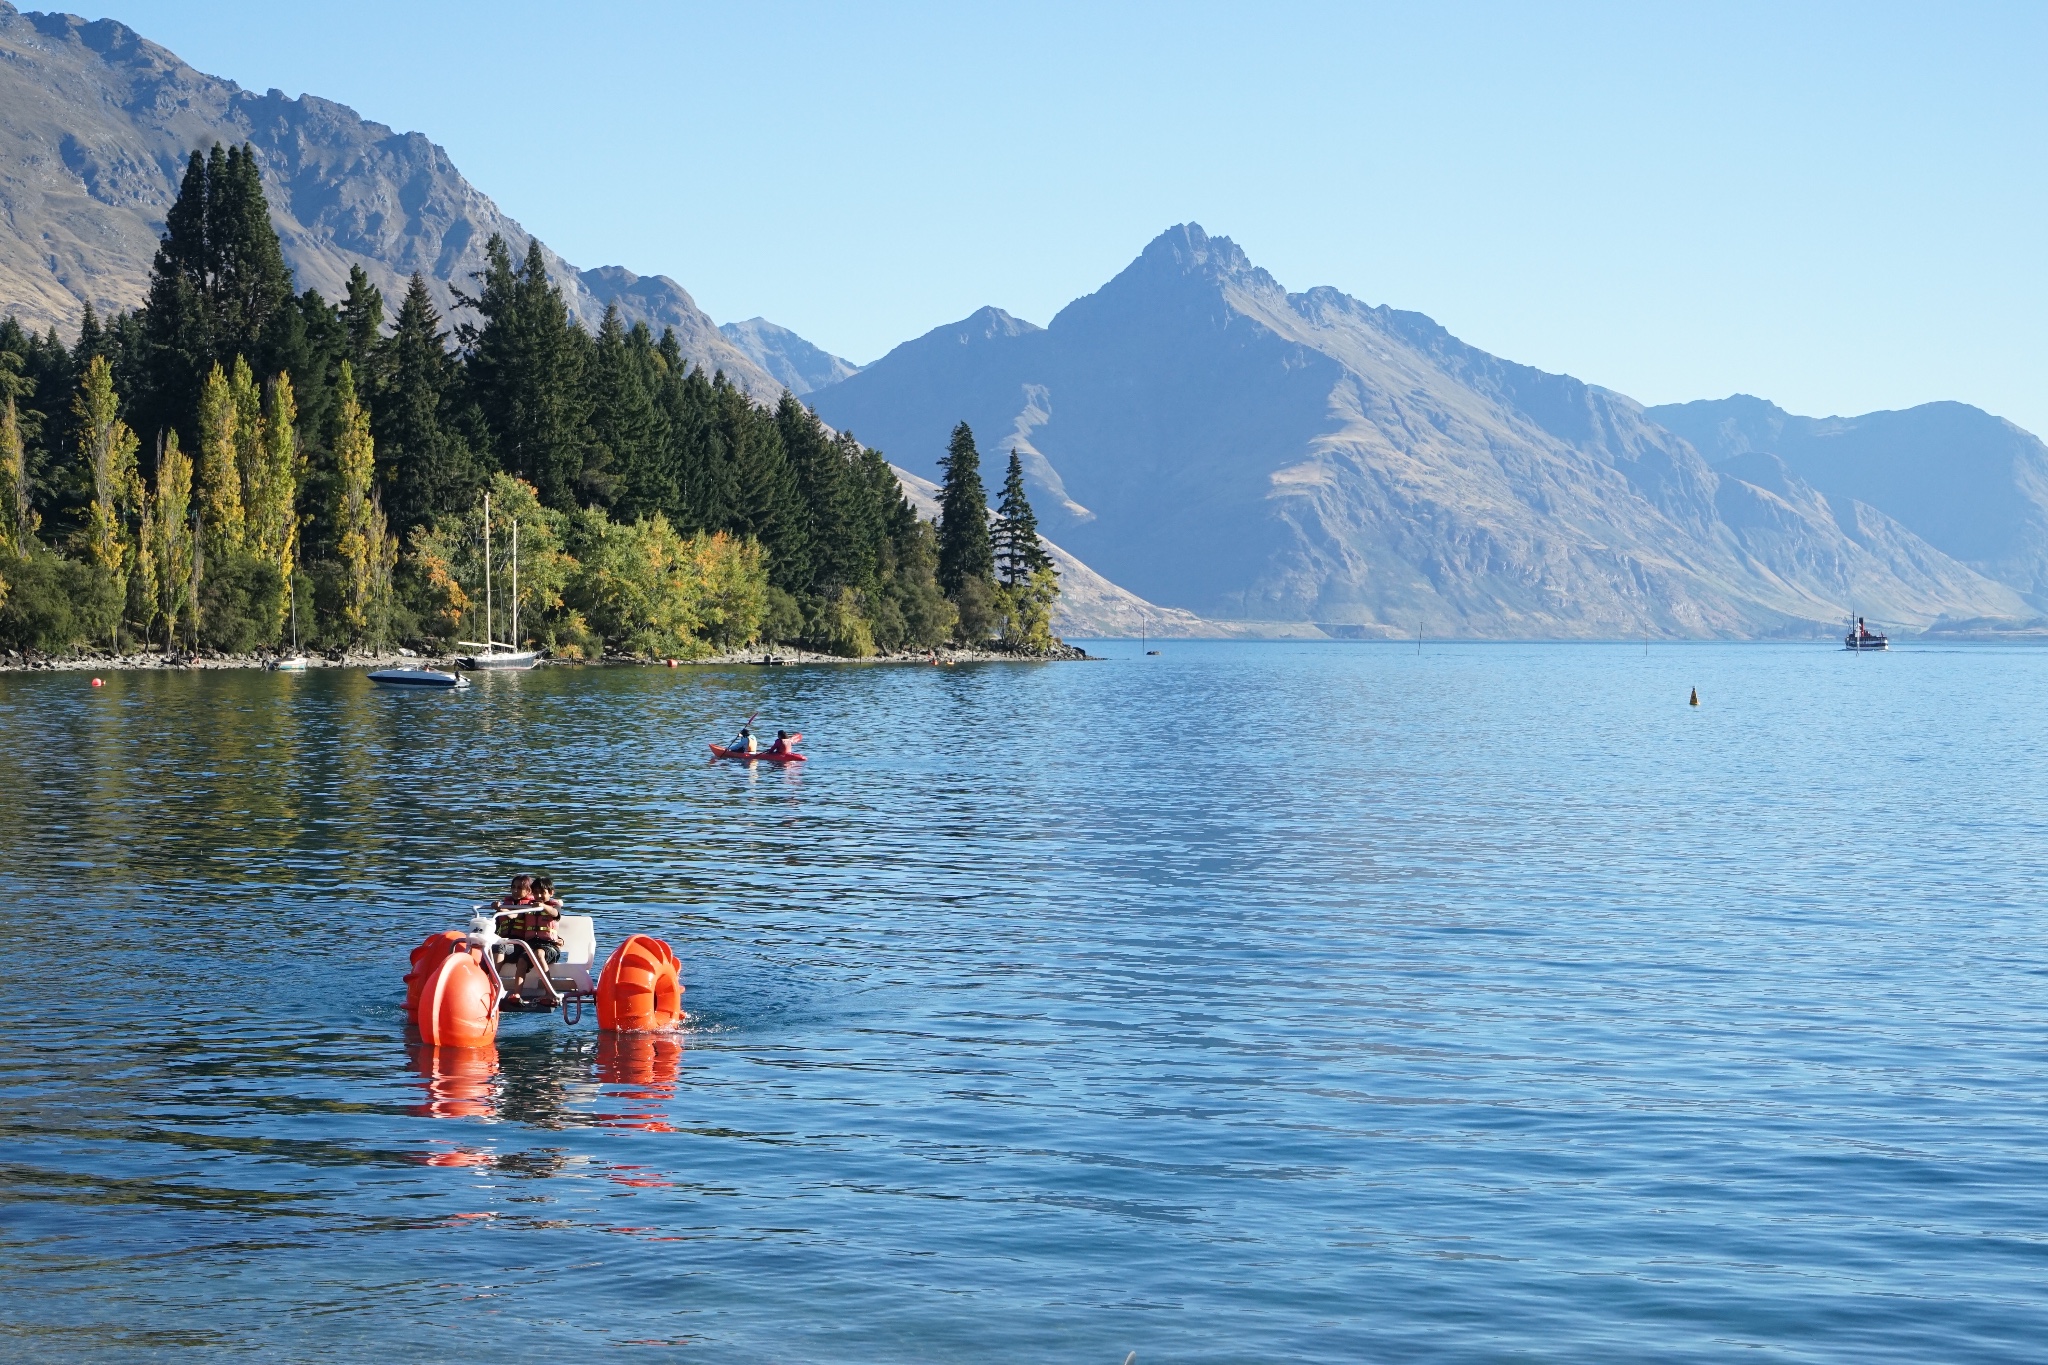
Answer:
(1646, 396, 2048, 609)
(720, 318, 860, 395)
(810, 224, 2029, 636)
(0, 4, 783, 397)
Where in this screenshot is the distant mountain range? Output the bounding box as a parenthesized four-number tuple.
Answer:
(3, 3, 2041, 637)
(1646, 396, 2048, 612)
(808, 224, 2031, 637)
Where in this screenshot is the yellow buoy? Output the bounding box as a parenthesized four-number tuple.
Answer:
(1689, 687, 1699, 706)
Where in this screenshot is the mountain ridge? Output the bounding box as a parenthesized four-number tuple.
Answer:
(0, 3, 786, 397)
(812, 223, 2029, 636)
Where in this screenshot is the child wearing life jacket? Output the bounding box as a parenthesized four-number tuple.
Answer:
(493, 873, 562, 989)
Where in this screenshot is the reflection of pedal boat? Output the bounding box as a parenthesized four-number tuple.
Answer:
(402, 905, 685, 1047)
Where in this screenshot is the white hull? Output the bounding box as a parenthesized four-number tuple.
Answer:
(464, 650, 539, 670)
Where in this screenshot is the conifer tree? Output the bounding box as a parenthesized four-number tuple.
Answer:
(195, 363, 244, 562)
(589, 303, 662, 516)
(149, 431, 194, 647)
(992, 449, 1053, 586)
(138, 144, 293, 449)
(376, 273, 476, 536)
(461, 236, 590, 510)
(76, 356, 139, 645)
(339, 265, 385, 386)
(937, 421, 994, 596)
(332, 362, 388, 639)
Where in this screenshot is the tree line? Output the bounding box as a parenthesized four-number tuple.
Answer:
(0, 141, 1058, 659)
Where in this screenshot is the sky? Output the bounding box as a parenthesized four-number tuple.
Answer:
(89, 1, 2048, 430)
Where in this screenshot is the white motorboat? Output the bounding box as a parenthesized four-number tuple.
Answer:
(269, 655, 309, 672)
(459, 493, 539, 670)
(369, 667, 469, 689)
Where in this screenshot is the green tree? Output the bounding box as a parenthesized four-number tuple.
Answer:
(992, 449, 1053, 586)
(376, 273, 478, 536)
(461, 236, 591, 509)
(587, 302, 662, 514)
(137, 144, 294, 451)
(936, 421, 995, 639)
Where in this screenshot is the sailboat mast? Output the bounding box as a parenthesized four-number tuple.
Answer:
(483, 492, 493, 650)
(511, 519, 520, 648)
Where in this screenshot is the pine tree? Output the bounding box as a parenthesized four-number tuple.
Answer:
(194, 362, 244, 562)
(937, 421, 994, 596)
(339, 264, 385, 386)
(376, 273, 477, 536)
(149, 430, 194, 647)
(588, 304, 662, 517)
(137, 143, 293, 451)
(332, 361, 387, 639)
(460, 236, 590, 510)
(76, 356, 139, 646)
(992, 449, 1053, 586)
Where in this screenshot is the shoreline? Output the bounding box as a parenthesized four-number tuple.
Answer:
(0, 641, 1093, 673)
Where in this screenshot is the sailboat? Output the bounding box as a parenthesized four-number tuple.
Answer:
(459, 491, 538, 670)
(270, 561, 308, 670)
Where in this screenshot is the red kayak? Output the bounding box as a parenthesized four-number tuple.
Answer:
(710, 734, 805, 764)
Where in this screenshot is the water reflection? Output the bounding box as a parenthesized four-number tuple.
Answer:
(594, 1033, 683, 1132)
(405, 1043, 497, 1121)
(407, 1029, 684, 1135)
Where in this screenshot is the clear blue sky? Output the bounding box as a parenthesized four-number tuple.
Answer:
(91, 1, 2048, 430)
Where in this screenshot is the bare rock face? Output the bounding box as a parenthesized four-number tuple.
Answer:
(719, 318, 860, 396)
(1650, 395, 2048, 611)
(813, 224, 2030, 637)
(0, 4, 782, 397)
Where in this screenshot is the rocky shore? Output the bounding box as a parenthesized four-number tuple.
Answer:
(0, 642, 1093, 673)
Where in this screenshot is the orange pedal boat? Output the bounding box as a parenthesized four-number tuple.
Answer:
(402, 905, 685, 1047)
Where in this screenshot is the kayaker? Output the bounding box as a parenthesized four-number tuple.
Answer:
(730, 725, 758, 755)
(769, 729, 794, 756)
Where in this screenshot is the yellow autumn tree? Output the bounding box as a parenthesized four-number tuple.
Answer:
(331, 362, 392, 641)
(195, 362, 243, 564)
(76, 356, 139, 647)
(149, 430, 195, 648)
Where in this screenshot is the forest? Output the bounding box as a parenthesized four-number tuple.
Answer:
(0, 142, 1060, 660)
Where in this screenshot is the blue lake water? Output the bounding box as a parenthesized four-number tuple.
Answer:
(2, 640, 2046, 1362)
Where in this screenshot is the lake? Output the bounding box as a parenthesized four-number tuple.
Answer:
(3, 640, 2045, 1363)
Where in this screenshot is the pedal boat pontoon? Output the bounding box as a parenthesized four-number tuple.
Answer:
(403, 905, 684, 1047)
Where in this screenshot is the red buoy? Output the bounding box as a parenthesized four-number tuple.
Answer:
(90, 677, 103, 687)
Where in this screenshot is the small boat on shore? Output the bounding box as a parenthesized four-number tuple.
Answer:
(370, 667, 469, 689)
(269, 654, 309, 672)
(1844, 616, 1889, 651)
